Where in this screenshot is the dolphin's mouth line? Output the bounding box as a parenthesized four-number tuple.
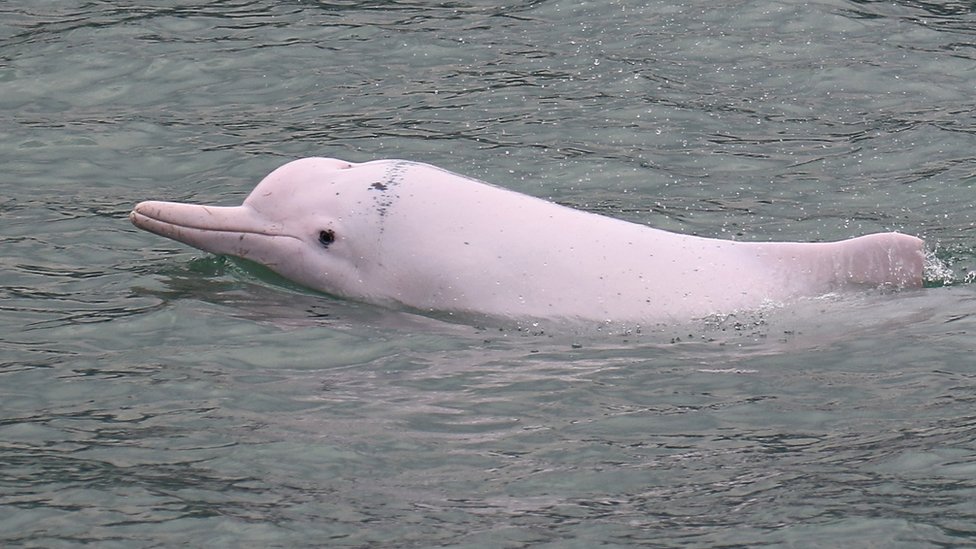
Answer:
(129, 205, 302, 243)
(131, 210, 280, 236)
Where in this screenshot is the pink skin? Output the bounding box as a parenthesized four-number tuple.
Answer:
(130, 158, 924, 323)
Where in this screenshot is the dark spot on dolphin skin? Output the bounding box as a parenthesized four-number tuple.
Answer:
(370, 163, 410, 221)
(366, 161, 414, 232)
(318, 229, 336, 248)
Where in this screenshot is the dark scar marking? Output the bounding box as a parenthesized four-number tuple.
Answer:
(368, 162, 413, 228)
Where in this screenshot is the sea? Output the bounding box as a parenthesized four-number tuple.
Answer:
(2, 1, 976, 547)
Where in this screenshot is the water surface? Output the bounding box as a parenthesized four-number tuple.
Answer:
(2, 1, 976, 546)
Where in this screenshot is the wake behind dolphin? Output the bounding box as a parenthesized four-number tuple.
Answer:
(129, 158, 924, 323)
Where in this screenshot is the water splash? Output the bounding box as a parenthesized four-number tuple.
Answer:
(922, 246, 973, 287)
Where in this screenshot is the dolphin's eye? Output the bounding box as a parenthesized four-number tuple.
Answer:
(318, 229, 336, 247)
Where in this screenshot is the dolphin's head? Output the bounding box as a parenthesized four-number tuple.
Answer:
(130, 157, 386, 299)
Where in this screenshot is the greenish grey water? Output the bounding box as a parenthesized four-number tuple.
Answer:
(2, 1, 976, 546)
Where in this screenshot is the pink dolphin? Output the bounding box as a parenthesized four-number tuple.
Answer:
(130, 158, 924, 323)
